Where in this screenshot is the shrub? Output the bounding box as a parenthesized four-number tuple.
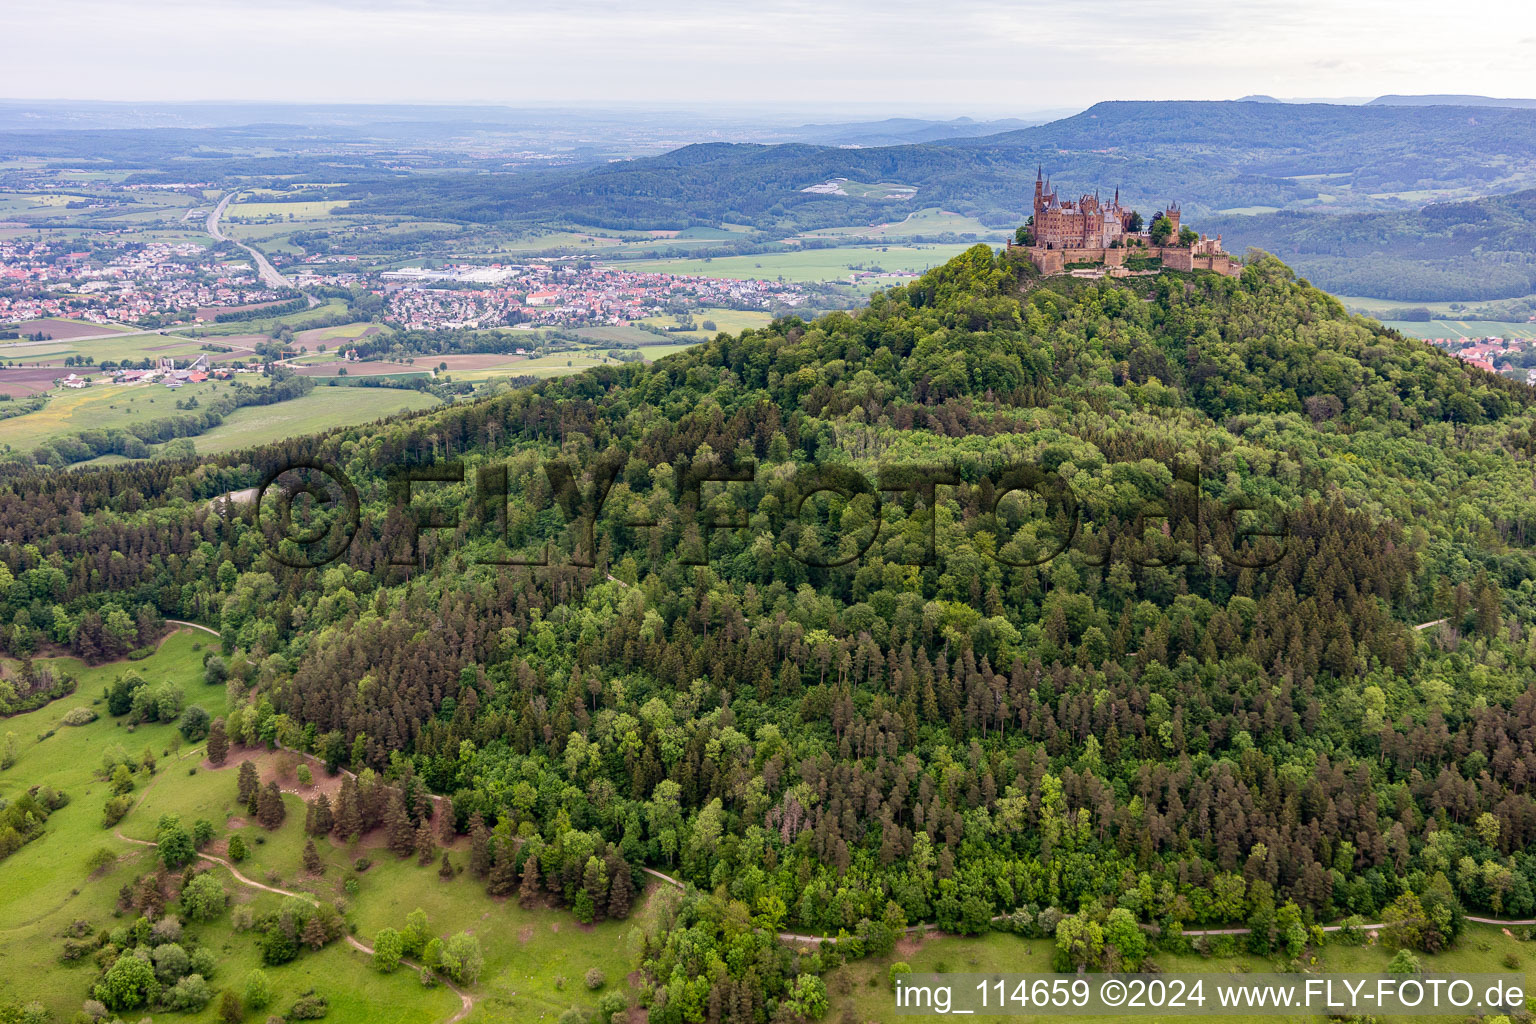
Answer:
(585, 967, 606, 990)
(164, 972, 212, 1011)
(179, 706, 211, 742)
(244, 968, 274, 1011)
(596, 991, 628, 1024)
(63, 708, 99, 726)
(102, 795, 134, 828)
(288, 992, 329, 1019)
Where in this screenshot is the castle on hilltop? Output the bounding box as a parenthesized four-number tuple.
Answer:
(1010, 167, 1237, 278)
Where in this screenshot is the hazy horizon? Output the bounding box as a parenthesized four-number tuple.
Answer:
(4, 0, 1531, 114)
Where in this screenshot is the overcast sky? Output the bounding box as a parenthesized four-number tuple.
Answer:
(7, 0, 1533, 115)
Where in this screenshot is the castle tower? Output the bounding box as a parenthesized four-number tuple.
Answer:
(1033, 165, 1044, 222)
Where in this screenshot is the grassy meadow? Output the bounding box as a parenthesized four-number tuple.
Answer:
(188, 387, 440, 454)
(604, 243, 979, 285)
(0, 630, 655, 1023)
(0, 378, 249, 452)
(825, 923, 1533, 1024)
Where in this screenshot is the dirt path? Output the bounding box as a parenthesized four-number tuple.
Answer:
(165, 619, 220, 637)
(114, 829, 476, 1024)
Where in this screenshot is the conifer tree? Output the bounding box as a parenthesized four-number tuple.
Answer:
(486, 838, 517, 897)
(415, 819, 436, 866)
(518, 852, 542, 908)
(256, 781, 285, 829)
(386, 792, 415, 858)
(467, 812, 491, 878)
(334, 777, 362, 841)
(207, 718, 228, 766)
(236, 760, 258, 805)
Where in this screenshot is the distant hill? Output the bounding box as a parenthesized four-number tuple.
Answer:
(340, 99, 1536, 233)
(1208, 189, 1536, 303)
(1370, 94, 1536, 109)
(774, 116, 1046, 147)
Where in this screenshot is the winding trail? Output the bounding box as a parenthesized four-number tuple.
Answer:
(115, 830, 476, 1024)
(165, 619, 219, 637)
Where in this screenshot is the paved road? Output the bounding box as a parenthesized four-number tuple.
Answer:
(207, 191, 317, 307)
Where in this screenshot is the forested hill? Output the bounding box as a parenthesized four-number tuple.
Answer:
(1208, 189, 1536, 302)
(7, 252, 1536, 982)
(337, 99, 1536, 231)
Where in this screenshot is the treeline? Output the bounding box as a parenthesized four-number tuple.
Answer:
(213, 295, 307, 323)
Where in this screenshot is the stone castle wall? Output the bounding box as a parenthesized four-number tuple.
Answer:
(1008, 240, 1237, 278)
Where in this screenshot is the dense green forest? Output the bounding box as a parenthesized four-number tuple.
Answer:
(7, 248, 1536, 1010)
(1211, 189, 1536, 301)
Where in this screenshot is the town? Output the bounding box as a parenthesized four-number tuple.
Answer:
(0, 236, 287, 327)
(376, 262, 810, 331)
(1426, 334, 1536, 384)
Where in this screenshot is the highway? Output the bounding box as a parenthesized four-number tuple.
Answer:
(206, 191, 318, 306)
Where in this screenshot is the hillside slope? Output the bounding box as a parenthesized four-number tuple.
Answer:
(5, 252, 1536, 980)
(1209, 189, 1536, 302)
(337, 100, 1536, 232)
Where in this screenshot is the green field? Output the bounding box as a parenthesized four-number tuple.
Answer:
(1, 332, 243, 366)
(1380, 319, 1536, 340)
(195, 300, 352, 338)
(228, 200, 355, 220)
(606, 243, 979, 283)
(0, 378, 247, 451)
(826, 924, 1533, 1024)
(0, 631, 652, 1023)
(186, 387, 440, 454)
(800, 207, 1005, 240)
(638, 307, 774, 341)
(0, 317, 131, 338)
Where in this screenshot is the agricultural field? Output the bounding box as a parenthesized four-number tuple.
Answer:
(801, 178, 918, 200)
(193, 300, 353, 338)
(0, 189, 203, 233)
(1, 331, 251, 369)
(183, 387, 440, 455)
(0, 378, 245, 452)
(1380, 319, 1536, 340)
(292, 322, 385, 351)
(605, 243, 978, 285)
(799, 207, 1005, 240)
(2, 317, 130, 341)
(637, 307, 774, 341)
(0, 631, 651, 1023)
